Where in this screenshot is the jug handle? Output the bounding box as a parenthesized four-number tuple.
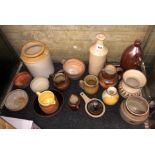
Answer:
(116, 66, 124, 80)
(80, 92, 90, 104)
(79, 80, 84, 89)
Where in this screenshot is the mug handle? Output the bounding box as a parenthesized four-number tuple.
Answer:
(116, 66, 124, 80)
(79, 80, 84, 89)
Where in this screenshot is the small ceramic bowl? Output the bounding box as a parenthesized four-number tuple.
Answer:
(4, 89, 28, 111)
(62, 58, 85, 79)
(13, 71, 32, 88)
(125, 96, 149, 116)
(68, 93, 80, 110)
(30, 77, 49, 93)
(123, 69, 147, 88)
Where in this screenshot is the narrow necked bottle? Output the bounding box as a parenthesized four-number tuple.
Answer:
(88, 34, 108, 76)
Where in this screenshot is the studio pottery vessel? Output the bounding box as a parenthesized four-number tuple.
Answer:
(120, 40, 143, 70)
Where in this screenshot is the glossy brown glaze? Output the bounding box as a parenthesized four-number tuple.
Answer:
(120, 40, 143, 70)
(98, 65, 119, 89)
(51, 70, 70, 91)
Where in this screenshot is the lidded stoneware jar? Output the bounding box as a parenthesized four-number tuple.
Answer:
(20, 41, 54, 77)
(88, 34, 108, 76)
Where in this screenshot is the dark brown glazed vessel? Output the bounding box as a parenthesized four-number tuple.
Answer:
(51, 70, 70, 91)
(120, 40, 143, 70)
(98, 65, 120, 89)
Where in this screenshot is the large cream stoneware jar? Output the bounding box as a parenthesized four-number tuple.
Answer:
(20, 41, 54, 77)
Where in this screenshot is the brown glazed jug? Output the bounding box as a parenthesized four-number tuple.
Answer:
(120, 40, 143, 70)
(98, 64, 121, 89)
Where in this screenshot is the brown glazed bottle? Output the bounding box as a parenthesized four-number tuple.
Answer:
(120, 40, 143, 70)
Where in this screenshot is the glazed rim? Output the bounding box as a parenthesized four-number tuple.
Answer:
(21, 41, 45, 58)
(123, 69, 147, 88)
(84, 75, 98, 87)
(63, 58, 85, 74)
(85, 98, 106, 118)
(125, 96, 149, 116)
(104, 65, 117, 75)
(107, 87, 117, 96)
(4, 89, 28, 111)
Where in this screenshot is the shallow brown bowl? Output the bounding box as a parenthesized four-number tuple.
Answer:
(13, 71, 32, 88)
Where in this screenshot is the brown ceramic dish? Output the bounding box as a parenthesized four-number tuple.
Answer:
(13, 71, 32, 88)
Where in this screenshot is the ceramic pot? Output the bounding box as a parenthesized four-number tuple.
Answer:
(51, 70, 70, 91)
(61, 58, 85, 80)
(98, 64, 122, 89)
(79, 75, 99, 95)
(123, 69, 146, 88)
(80, 92, 106, 118)
(120, 97, 149, 125)
(13, 71, 32, 88)
(20, 40, 54, 77)
(68, 93, 80, 110)
(102, 87, 119, 105)
(4, 89, 29, 111)
(120, 40, 143, 70)
(89, 34, 108, 76)
(37, 91, 59, 114)
(118, 80, 142, 98)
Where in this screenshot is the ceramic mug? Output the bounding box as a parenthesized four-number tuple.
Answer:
(36, 91, 59, 114)
(79, 75, 99, 95)
(51, 70, 70, 91)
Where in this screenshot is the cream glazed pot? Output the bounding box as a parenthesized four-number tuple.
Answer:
(102, 87, 119, 105)
(20, 41, 54, 77)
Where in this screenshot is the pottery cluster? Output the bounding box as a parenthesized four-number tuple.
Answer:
(3, 35, 150, 126)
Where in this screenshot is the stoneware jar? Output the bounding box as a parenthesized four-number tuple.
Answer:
(102, 87, 119, 105)
(79, 75, 99, 95)
(20, 40, 54, 77)
(88, 34, 108, 76)
(37, 91, 59, 114)
(98, 64, 121, 89)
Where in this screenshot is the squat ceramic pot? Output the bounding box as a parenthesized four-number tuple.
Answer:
(102, 87, 119, 105)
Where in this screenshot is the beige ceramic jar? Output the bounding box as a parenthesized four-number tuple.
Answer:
(20, 41, 54, 77)
(102, 87, 119, 105)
